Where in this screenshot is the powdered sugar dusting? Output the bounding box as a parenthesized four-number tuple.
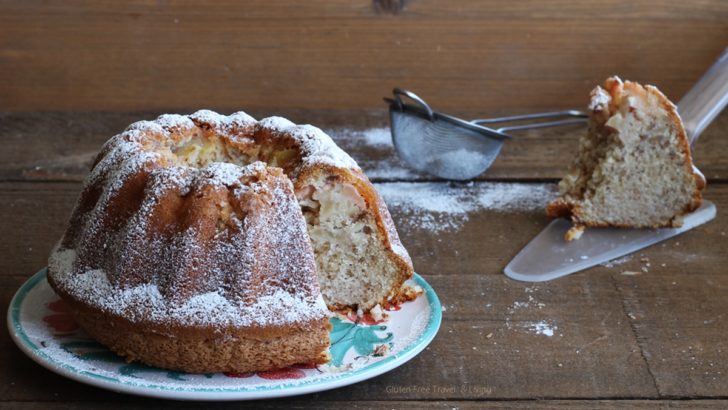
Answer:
(392, 305, 429, 349)
(258, 116, 296, 130)
(345, 127, 393, 147)
(590, 87, 612, 112)
(51, 255, 328, 328)
(364, 166, 421, 180)
(48, 110, 408, 332)
(190, 109, 228, 126)
(202, 162, 255, 186)
(155, 114, 195, 130)
(601, 254, 633, 268)
(375, 181, 556, 232)
(427, 148, 492, 180)
(51, 140, 330, 329)
(525, 321, 557, 337)
(326, 127, 393, 148)
(325, 127, 423, 181)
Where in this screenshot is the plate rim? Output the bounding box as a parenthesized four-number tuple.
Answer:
(7, 268, 442, 401)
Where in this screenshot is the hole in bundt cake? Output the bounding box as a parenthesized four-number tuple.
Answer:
(168, 136, 251, 168)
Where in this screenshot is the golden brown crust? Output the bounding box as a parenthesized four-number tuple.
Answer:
(645, 83, 704, 213)
(544, 198, 574, 219)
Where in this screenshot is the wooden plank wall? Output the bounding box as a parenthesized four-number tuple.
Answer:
(1, 0, 727, 114)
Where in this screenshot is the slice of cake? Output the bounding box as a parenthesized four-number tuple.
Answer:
(546, 76, 705, 240)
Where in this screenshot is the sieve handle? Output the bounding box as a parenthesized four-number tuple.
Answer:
(391, 88, 435, 120)
(472, 110, 587, 133)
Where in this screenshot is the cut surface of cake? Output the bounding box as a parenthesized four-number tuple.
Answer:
(546, 77, 705, 240)
(47, 110, 414, 373)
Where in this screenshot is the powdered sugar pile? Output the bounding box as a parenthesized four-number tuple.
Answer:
(342, 127, 392, 147)
(524, 321, 557, 337)
(50, 244, 329, 329)
(374, 181, 556, 232)
(600, 254, 633, 268)
(424, 148, 492, 180)
(364, 164, 421, 180)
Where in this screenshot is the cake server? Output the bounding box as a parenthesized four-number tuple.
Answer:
(385, 89, 587, 180)
(505, 47, 728, 282)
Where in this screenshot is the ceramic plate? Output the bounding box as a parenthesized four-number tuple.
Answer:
(7, 268, 441, 400)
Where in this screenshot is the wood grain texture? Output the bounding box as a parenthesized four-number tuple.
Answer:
(2, 2, 727, 406)
(1, 110, 727, 182)
(1, 0, 727, 112)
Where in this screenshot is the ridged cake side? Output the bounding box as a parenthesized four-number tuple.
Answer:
(49, 161, 329, 335)
(47, 112, 334, 372)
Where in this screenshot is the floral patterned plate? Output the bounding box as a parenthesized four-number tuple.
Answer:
(7, 268, 441, 400)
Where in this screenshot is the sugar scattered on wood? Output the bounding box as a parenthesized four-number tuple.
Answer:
(524, 321, 557, 337)
(375, 182, 556, 232)
(601, 254, 633, 267)
(336, 127, 393, 147)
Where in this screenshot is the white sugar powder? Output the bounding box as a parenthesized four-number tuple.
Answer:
(525, 321, 557, 337)
(425, 149, 492, 180)
(354, 127, 393, 147)
(363, 166, 420, 180)
(375, 182, 556, 232)
(327, 127, 393, 148)
(600, 254, 633, 268)
(50, 245, 329, 329)
(324, 127, 427, 181)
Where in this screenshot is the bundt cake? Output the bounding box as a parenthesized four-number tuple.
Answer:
(546, 77, 705, 240)
(47, 110, 414, 373)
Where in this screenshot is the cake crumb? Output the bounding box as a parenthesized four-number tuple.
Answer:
(370, 304, 385, 322)
(621, 270, 641, 276)
(373, 344, 390, 357)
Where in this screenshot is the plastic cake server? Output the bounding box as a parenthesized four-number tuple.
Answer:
(504, 47, 728, 282)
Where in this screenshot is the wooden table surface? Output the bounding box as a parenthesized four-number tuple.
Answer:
(2, 1, 728, 408)
(1, 109, 727, 409)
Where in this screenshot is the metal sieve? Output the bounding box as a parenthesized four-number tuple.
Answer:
(385, 88, 587, 180)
